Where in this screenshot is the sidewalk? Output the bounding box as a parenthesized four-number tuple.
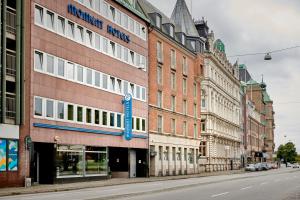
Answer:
(0, 170, 244, 197)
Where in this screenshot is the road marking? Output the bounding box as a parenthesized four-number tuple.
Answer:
(240, 186, 252, 190)
(211, 192, 229, 198)
(260, 182, 268, 185)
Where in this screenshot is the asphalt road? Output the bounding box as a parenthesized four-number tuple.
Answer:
(1, 168, 299, 200)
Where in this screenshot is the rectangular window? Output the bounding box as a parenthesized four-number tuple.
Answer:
(67, 62, 75, 80)
(156, 15, 161, 28)
(157, 115, 162, 133)
(86, 30, 93, 47)
(136, 85, 140, 99)
(193, 83, 197, 98)
(46, 55, 54, 74)
(122, 13, 128, 29)
(171, 118, 175, 135)
(171, 49, 176, 69)
(183, 56, 188, 75)
(102, 38, 108, 53)
(94, 72, 100, 87)
(157, 41, 163, 62)
(117, 114, 121, 128)
(184, 148, 187, 161)
(109, 6, 115, 21)
(8, 140, 18, 171)
(130, 83, 134, 96)
(102, 74, 108, 89)
(0, 139, 7, 171)
(57, 102, 64, 119)
(170, 25, 174, 37)
(171, 95, 176, 112)
(142, 119, 146, 132)
(124, 48, 129, 62)
(159, 146, 162, 160)
(110, 113, 115, 127)
(57, 16, 65, 35)
(141, 88, 146, 101)
(77, 106, 83, 122)
(86, 108, 92, 123)
(136, 118, 140, 131)
(129, 17, 134, 32)
(67, 21, 75, 39)
(183, 100, 187, 115)
(94, 110, 100, 125)
(116, 79, 122, 93)
(116, 44, 122, 59)
(57, 59, 65, 77)
(102, 111, 107, 126)
(194, 103, 197, 118)
(157, 65, 162, 85)
(172, 147, 176, 161)
(46, 99, 54, 118)
(76, 25, 84, 43)
(135, 22, 140, 36)
(183, 121, 187, 136)
(183, 78, 187, 95)
(194, 123, 197, 138)
(116, 10, 121, 25)
(86, 69, 93, 85)
(110, 77, 115, 91)
(123, 81, 129, 95)
(101, 1, 108, 17)
(157, 91, 162, 108)
(201, 119, 206, 132)
(130, 51, 135, 65)
(67, 104, 74, 121)
(46, 11, 54, 30)
(34, 51, 43, 71)
(109, 41, 115, 56)
(171, 72, 176, 90)
(34, 97, 43, 116)
(35, 6, 43, 25)
(77, 65, 83, 82)
(95, 34, 101, 50)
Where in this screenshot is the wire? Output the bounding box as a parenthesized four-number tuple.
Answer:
(228, 45, 300, 57)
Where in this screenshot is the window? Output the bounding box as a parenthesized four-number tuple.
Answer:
(102, 111, 107, 126)
(34, 97, 43, 116)
(35, 6, 43, 25)
(76, 25, 84, 43)
(141, 88, 146, 101)
(165, 147, 169, 160)
(77, 106, 83, 122)
(158, 115, 162, 133)
(183, 121, 187, 136)
(94, 72, 100, 87)
(124, 48, 129, 62)
(102, 38, 108, 53)
(57, 16, 65, 35)
(116, 10, 121, 25)
(157, 65, 162, 85)
(171, 119, 176, 135)
(193, 83, 197, 98)
(58, 59, 65, 77)
(86, 30, 93, 47)
(95, 34, 101, 50)
(171, 72, 176, 90)
(129, 17, 134, 32)
(172, 147, 176, 161)
(184, 148, 187, 161)
(135, 22, 140, 36)
(46, 55, 54, 74)
(110, 77, 115, 91)
(171, 95, 176, 112)
(67, 62, 75, 80)
(194, 124, 197, 138)
(201, 90, 206, 108)
(95, 0, 101, 12)
(194, 103, 197, 118)
(86, 108, 92, 123)
(34, 51, 43, 71)
(109, 41, 115, 56)
(159, 146, 162, 160)
(102, 74, 108, 89)
(171, 49, 176, 69)
(130, 83, 135, 96)
(183, 78, 187, 95)
(156, 14, 161, 28)
(199, 141, 206, 156)
(191, 40, 196, 50)
(183, 56, 188, 75)
(170, 25, 174, 37)
(142, 119, 146, 132)
(201, 119, 206, 132)
(117, 114, 121, 128)
(157, 41, 163, 62)
(101, 1, 108, 17)
(136, 118, 140, 131)
(116, 44, 122, 59)
(109, 6, 115, 21)
(67, 21, 75, 39)
(86, 69, 93, 85)
(46, 11, 54, 30)
(110, 113, 115, 127)
(135, 85, 141, 99)
(77, 66, 83, 82)
(122, 13, 128, 28)
(57, 102, 64, 119)
(182, 34, 185, 45)
(183, 100, 187, 115)
(129, 51, 135, 65)
(157, 91, 162, 108)
(46, 100, 54, 118)
(67, 104, 74, 121)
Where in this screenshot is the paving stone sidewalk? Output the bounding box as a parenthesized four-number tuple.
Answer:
(0, 170, 244, 197)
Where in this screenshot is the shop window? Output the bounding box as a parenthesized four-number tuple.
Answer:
(77, 65, 83, 82)
(57, 102, 64, 119)
(86, 108, 92, 123)
(94, 72, 100, 87)
(46, 11, 54, 30)
(35, 5, 43, 25)
(58, 16, 65, 35)
(94, 110, 100, 125)
(102, 111, 107, 126)
(46, 99, 54, 118)
(85, 147, 108, 176)
(34, 51, 43, 71)
(110, 113, 115, 127)
(86, 69, 93, 85)
(57, 59, 65, 77)
(46, 55, 54, 74)
(67, 104, 74, 121)
(77, 106, 83, 122)
(34, 97, 43, 116)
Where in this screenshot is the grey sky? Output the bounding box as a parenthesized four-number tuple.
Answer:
(147, 0, 300, 152)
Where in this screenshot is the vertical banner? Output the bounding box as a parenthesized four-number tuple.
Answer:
(0, 139, 7, 171)
(123, 94, 133, 141)
(8, 140, 18, 171)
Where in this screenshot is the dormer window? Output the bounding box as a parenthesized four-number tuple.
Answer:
(181, 34, 186, 45)
(191, 40, 196, 50)
(169, 25, 174, 37)
(156, 14, 162, 29)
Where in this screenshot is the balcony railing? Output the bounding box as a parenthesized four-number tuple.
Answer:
(6, 8, 16, 35)
(6, 93, 16, 120)
(6, 52, 16, 77)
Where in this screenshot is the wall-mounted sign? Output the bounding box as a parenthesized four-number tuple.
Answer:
(68, 4, 103, 30)
(107, 25, 130, 43)
(123, 94, 133, 141)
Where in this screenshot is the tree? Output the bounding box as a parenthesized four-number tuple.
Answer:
(276, 142, 298, 163)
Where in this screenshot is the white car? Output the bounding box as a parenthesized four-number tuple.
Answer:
(293, 163, 300, 168)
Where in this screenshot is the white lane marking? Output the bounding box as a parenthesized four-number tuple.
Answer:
(260, 182, 268, 185)
(240, 186, 252, 190)
(211, 192, 229, 198)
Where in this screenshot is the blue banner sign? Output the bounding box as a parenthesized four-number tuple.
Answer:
(68, 4, 103, 30)
(107, 25, 130, 43)
(123, 94, 133, 140)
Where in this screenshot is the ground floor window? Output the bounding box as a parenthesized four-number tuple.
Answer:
(56, 145, 108, 178)
(0, 139, 18, 172)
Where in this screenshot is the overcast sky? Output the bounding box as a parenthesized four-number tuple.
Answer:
(148, 0, 300, 152)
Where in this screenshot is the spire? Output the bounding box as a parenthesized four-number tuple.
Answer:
(171, 0, 200, 38)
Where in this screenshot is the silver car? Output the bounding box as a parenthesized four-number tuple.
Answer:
(245, 164, 256, 172)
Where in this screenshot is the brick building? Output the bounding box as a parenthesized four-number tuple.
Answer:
(139, 0, 204, 176)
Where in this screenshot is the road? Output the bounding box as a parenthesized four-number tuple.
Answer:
(1, 168, 299, 200)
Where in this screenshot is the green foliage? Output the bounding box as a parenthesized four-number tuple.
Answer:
(277, 142, 298, 163)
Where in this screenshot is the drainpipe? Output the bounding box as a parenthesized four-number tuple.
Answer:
(20, 0, 25, 124)
(1, 0, 7, 123)
(0, 0, 2, 123)
(16, 0, 21, 125)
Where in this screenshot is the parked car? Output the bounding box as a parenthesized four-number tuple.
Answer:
(255, 163, 263, 171)
(245, 164, 256, 172)
(287, 162, 293, 167)
(267, 163, 273, 170)
(293, 163, 300, 168)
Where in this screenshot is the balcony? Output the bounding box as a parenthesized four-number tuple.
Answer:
(6, 7, 16, 38)
(6, 51, 16, 78)
(6, 93, 16, 124)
